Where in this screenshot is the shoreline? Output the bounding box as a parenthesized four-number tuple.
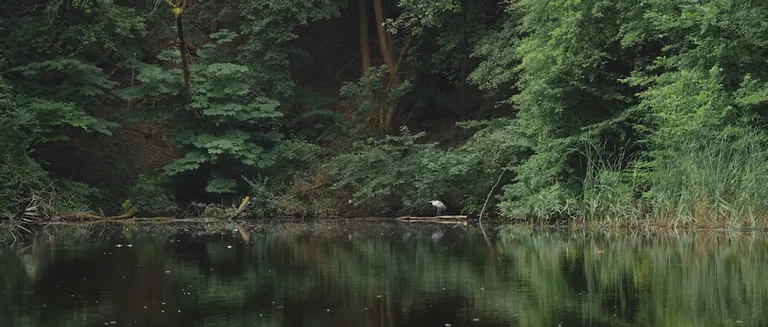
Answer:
(4, 215, 767, 233)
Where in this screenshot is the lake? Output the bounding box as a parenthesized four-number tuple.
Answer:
(1, 221, 766, 326)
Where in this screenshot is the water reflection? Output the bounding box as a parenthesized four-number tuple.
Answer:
(1, 222, 767, 326)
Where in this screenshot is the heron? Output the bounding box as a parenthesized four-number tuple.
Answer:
(431, 229, 446, 242)
(429, 200, 447, 216)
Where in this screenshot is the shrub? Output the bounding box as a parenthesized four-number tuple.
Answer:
(128, 174, 178, 216)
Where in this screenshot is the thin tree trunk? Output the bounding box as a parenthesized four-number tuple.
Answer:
(479, 161, 512, 223)
(373, 0, 395, 134)
(372, 0, 394, 73)
(358, 0, 371, 76)
(176, 14, 192, 98)
(384, 104, 399, 134)
(383, 36, 413, 134)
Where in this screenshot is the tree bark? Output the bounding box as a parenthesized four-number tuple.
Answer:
(372, 0, 394, 73)
(383, 36, 413, 134)
(56, 207, 137, 220)
(373, 0, 397, 134)
(176, 14, 192, 98)
(358, 0, 371, 76)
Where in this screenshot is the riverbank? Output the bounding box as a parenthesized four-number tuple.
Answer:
(4, 212, 766, 247)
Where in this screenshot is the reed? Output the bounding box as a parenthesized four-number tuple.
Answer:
(647, 129, 768, 227)
(577, 128, 768, 227)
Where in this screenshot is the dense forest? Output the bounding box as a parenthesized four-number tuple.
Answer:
(1, 0, 768, 226)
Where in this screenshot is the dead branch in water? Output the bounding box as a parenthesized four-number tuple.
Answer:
(396, 215, 467, 221)
(398, 219, 468, 225)
(56, 207, 137, 221)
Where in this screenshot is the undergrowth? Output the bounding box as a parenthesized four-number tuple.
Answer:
(575, 128, 768, 228)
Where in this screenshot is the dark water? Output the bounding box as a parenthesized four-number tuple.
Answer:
(1, 221, 767, 326)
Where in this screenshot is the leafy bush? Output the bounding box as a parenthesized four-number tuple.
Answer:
(423, 119, 526, 215)
(0, 79, 48, 219)
(339, 66, 414, 136)
(324, 127, 439, 215)
(322, 120, 526, 217)
(115, 29, 284, 197)
(128, 174, 178, 217)
(242, 175, 280, 218)
(262, 140, 345, 217)
(52, 180, 102, 213)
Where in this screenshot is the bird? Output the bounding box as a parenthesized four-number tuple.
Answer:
(429, 200, 447, 216)
(431, 229, 447, 242)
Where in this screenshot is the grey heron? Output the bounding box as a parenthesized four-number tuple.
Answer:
(429, 200, 446, 216)
(431, 229, 446, 241)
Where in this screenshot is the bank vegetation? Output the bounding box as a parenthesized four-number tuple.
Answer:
(2, 0, 768, 229)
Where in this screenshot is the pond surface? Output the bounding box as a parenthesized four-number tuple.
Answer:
(1, 221, 767, 326)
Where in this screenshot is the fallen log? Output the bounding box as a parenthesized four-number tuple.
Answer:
(396, 215, 468, 221)
(233, 196, 250, 218)
(398, 219, 468, 225)
(43, 217, 220, 226)
(56, 207, 137, 221)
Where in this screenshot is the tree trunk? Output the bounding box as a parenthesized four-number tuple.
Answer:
(176, 14, 192, 98)
(384, 102, 398, 134)
(358, 0, 371, 76)
(382, 36, 413, 135)
(372, 0, 394, 74)
(373, 0, 397, 134)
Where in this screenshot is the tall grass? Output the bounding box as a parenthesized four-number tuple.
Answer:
(579, 141, 641, 221)
(647, 129, 768, 227)
(577, 128, 768, 227)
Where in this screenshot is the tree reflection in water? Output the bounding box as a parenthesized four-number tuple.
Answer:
(0, 222, 766, 326)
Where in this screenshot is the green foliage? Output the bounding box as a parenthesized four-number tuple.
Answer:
(471, 0, 768, 222)
(468, 17, 519, 93)
(322, 120, 525, 216)
(129, 174, 178, 216)
(236, 0, 348, 97)
(390, 0, 461, 35)
(242, 175, 280, 217)
(287, 87, 344, 142)
(325, 127, 440, 214)
(492, 0, 642, 219)
(0, 73, 110, 220)
(4, 0, 768, 224)
(53, 179, 103, 212)
(117, 29, 285, 195)
(0, 0, 145, 218)
(115, 60, 182, 99)
(0, 79, 48, 217)
(1, 0, 145, 64)
(7, 58, 121, 142)
(425, 119, 527, 214)
(647, 128, 768, 226)
(578, 142, 640, 221)
(340, 66, 413, 136)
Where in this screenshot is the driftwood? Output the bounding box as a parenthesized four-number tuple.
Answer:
(42, 217, 221, 226)
(232, 196, 249, 218)
(56, 208, 137, 221)
(396, 215, 467, 221)
(398, 219, 468, 225)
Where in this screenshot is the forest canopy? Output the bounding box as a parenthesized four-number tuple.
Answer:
(1, 0, 768, 227)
